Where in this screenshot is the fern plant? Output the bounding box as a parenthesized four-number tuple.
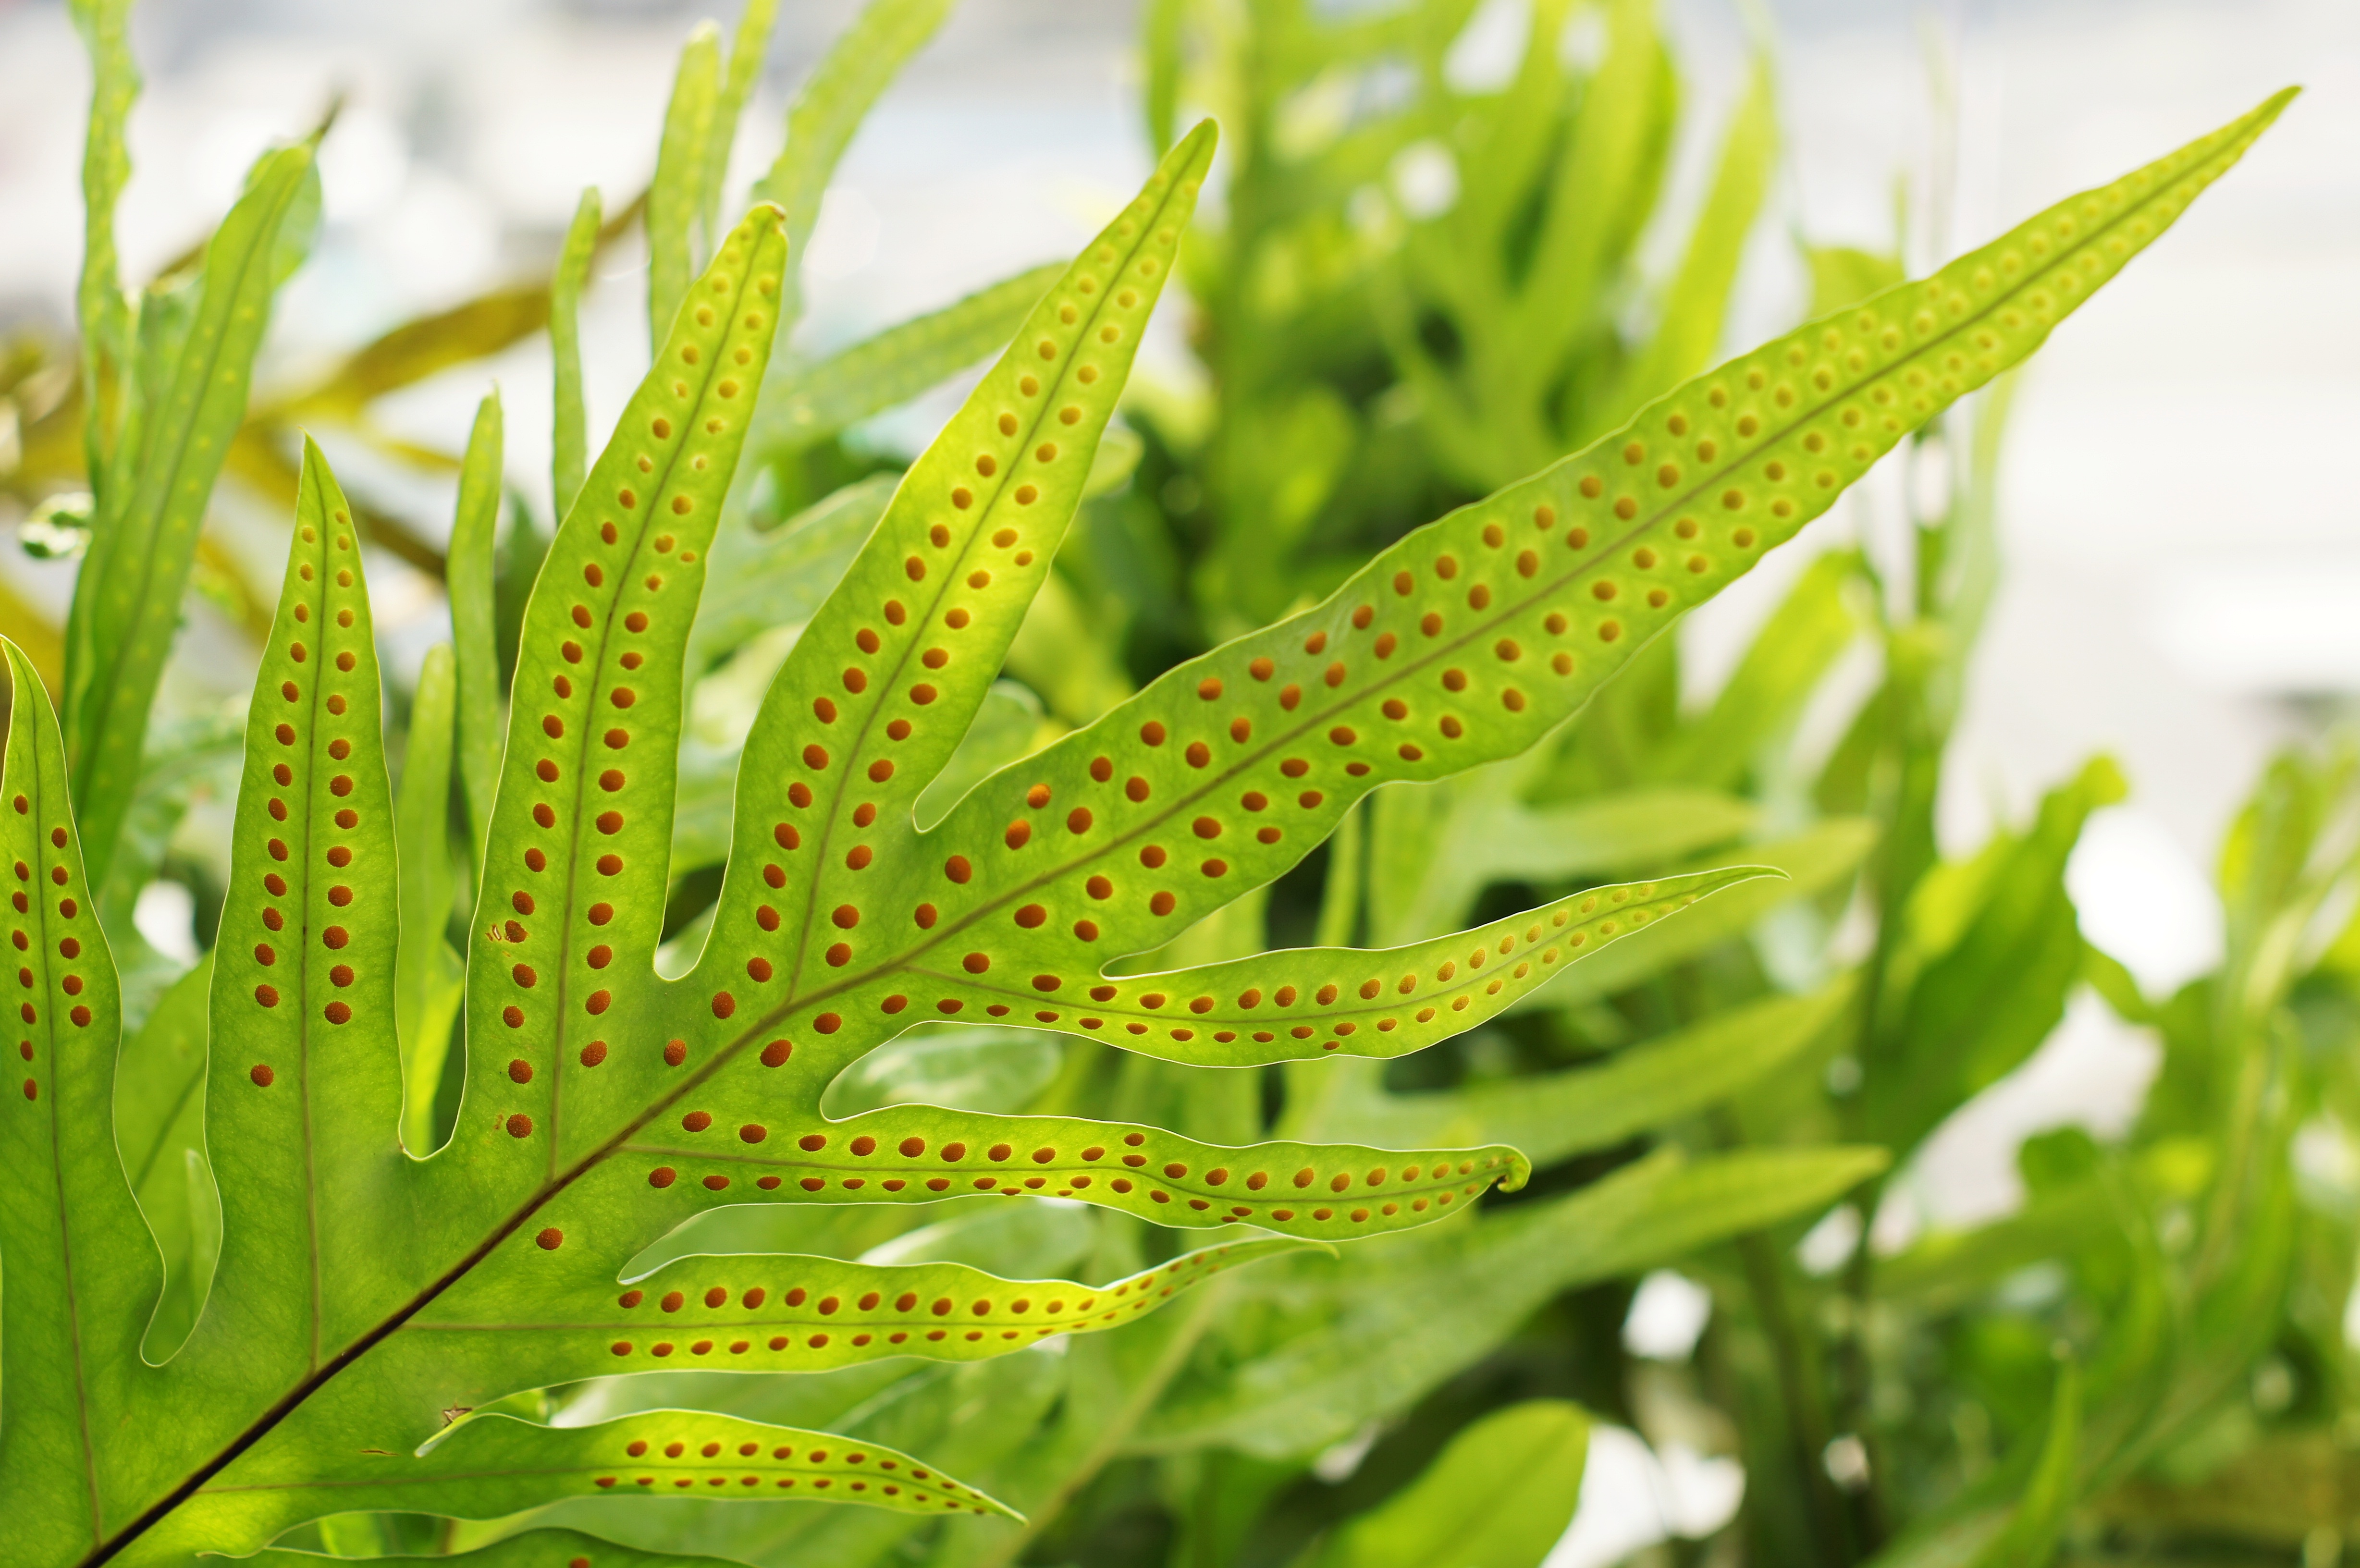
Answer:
(0, 4, 2296, 1558)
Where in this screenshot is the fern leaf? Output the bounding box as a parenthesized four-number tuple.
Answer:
(387, 1237, 1310, 1388)
(551, 189, 602, 518)
(749, 261, 1068, 459)
(601, 1106, 1520, 1240)
(395, 643, 463, 1154)
(64, 136, 321, 887)
(697, 0, 780, 251)
(450, 390, 506, 876)
(67, 0, 138, 478)
(1301, 1401, 1590, 1568)
(0, 637, 158, 1556)
(752, 0, 957, 329)
(433, 203, 792, 1206)
(647, 26, 722, 353)
(1142, 1144, 1890, 1458)
(889, 867, 1774, 1069)
(250, 1528, 744, 1567)
(0, 93, 2293, 1565)
(138, 1411, 1016, 1558)
(182, 438, 409, 1381)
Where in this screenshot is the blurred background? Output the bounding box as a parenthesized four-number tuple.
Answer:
(0, 0, 2353, 1559)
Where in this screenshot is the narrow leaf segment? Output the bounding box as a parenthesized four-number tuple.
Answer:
(401, 1237, 1311, 1382)
(892, 867, 1776, 1068)
(0, 638, 155, 1559)
(247, 1528, 745, 1568)
(66, 138, 320, 887)
(138, 1411, 1014, 1557)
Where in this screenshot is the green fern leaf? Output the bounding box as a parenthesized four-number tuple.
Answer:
(64, 135, 321, 888)
(1142, 1143, 1891, 1458)
(0, 638, 158, 1549)
(647, 25, 722, 353)
(749, 262, 1069, 460)
(751, 0, 956, 330)
(1301, 1400, 1591, 1568)
(551, 188, 602, 518)
(450, 390, 506, 876)
(250, 1528, 744, 1568)
(1292, 978, 1854, 1164)
(67, 0, 138, 478)
(396, 1236, 1310, 1385)
(697, 0, 781, 252)
(0, 90, 2293, 1564)
(394, 642, 463, 1155)
(140, 1410, 1018, 1557)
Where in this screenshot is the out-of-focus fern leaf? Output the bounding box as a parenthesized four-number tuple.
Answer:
(1969, 1360, 2080, 1568)
(1863, 757, 2125, 1156)
(1646, 549, 1862, 788)
(648, 24, 722, 354)
(395, 643, 463, 1154)
(275, 289, 547, 423)
(750, 263, 1067, 460)
(908, 681, 1053, 833)
(1518, 821, 1877, 1011)
(1808, 244, 1908, 319)
(1588, 55, 1778, 436)
(63, 135, 321, 889)
(1391, 0, 1677, 489)
(1367, 762, 1758, 944)
(250, 1529, 746, 1567)
(551, 187, 602, 517)
(1302, 1400, 1590, 1568)
(752, 0, 958, 328)
(687, 473, 891, 676)
(114, 954, 216, 1361)
(698, 0, 782, 249)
